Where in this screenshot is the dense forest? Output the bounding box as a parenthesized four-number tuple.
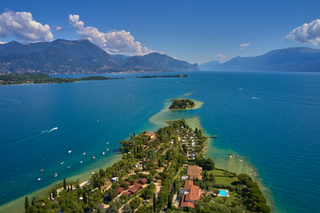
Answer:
(169, 99, 195, 109)
(0, 73, 124, 85)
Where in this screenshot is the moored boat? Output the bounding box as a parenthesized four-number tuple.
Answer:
(40, 169, 44, 172)
(68, 150, 72, 153)
(83, 152, 86, 155)
(54, 173, 57, 178)
(38, 178, 41, 181)
(60, 161, 64, 165)
(92, 156, 95, 159)
(102, 152, 105, 155)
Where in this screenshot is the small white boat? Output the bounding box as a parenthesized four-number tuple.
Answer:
(54, 173, 58, 178)
(106, 142, 109, 144)
(83, 152, 86, 155)
(92, 156, 95, 159)
(60, 161, 64, 165)
(106, 148, 109, 151)
(68, 150, 72, 153)
(67, 166, 70, 169)
(38, 178, 41, 181)
(102, 152, 105, 155)
(80, 161, 83, 164)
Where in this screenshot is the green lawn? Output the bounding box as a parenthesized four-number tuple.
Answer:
(215, 176, 238, 185)
(208, 169, 225, 176)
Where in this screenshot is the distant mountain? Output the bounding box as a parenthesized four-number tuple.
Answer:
(142, 52, 199, 71)
(110, 54, 130, 66)
(199, 60, 220, 71)
(122, 56, 162, 71)
(0, 40, 199, 74)
(211, 47, 320, 72)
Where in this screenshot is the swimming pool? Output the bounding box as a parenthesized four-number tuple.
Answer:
(219, 190, 227, 196)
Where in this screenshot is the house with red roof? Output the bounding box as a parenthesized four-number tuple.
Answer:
(139, 178, 148, 185)
(116, 187, 124, 194)
(128, 184, 143, 194)
(180, 180, 201, 208)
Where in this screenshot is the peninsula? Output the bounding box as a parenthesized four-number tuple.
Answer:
(24, 119, 270, 213)
(136, 74, 189, 78)
(0, 73, 124, 86)
(169, 99, 195, 109)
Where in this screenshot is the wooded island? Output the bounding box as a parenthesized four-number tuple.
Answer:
(169, 99, 195, 109)
(0, 73, 124, 85)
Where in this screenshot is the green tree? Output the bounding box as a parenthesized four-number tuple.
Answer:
(31, 199, 35, 206)
(123, 204, 132, 213)
(167, 194, 172, 209)
(25, 196, 30, 211)
(63, 178, 66, 189)
(153, 194, 157, 211)
(109, 205, 119, 213)
(130, 197, 141, 210)
(257, 202, 271, 213)
(52, 189, 57, 199)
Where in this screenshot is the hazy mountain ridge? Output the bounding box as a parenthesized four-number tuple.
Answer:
(201, 47, 320, 72)
(0, 40, 199, 74)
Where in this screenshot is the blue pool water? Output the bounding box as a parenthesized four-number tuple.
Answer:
(219, 190, 227, 196)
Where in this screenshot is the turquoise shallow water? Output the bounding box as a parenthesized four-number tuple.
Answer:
(1, 71, 320, 212)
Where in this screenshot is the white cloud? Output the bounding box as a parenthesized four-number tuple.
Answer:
(0, 41, 6, 44)
(67, 14, 152, 55)
(0, 11, 53, 42)
(285, 19, 320, 45)
(216, 54, 226, 58)
(51, 25, 64, 31)
(239, 43, 249, 50)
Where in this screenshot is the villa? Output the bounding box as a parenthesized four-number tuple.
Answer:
(180, 180, 201, 208)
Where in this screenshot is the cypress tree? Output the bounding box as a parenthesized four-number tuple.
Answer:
(153, 194, 156, 211)
(83, 192, 88, 204)
(53, 189, 57, 198)
(158, 159, 161, 167)
(168, 194, 172, 209)
(32, 199, 36, 206)
(25, 196, 30, 211)
(49, 192, 52, 200)
(70, 183, 73, 191)
(63, 178, 66, 189)
(134, 147, 136, 155)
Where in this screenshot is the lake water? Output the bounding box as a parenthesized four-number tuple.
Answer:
(0, 71, 319, 212)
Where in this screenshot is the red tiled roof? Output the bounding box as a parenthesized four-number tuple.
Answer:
(126, 182, 131, 186)
(140, 178, 148, 184)
(180, 195, 196, 208)
(122, 191, 131, 197)
(187, 165, 202, 180)
(184, 180, 194, 190)
(128, 184, 142, 193)
(117, 187, 124, 194)
(185, 185, 200, 201)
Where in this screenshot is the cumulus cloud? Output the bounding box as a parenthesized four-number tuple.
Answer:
(0, 41, 6, 44)
(239, 43, 249, 50)
(51, 25, 64, 31)
(0, 11, 53, 42)
(285, 19, 320, 45)
(67, 14, 152, 55)
(216, 54, 226, 58)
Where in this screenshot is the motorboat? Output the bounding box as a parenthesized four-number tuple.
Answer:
(106, 148, 109, 151)
(83, 152, 86, 155)
(38, 178, 41, 181)
(92, 156, 95, 159)
(60, 161, 64, 165)
(40, 169, 44, 172)
(68, 150, 72, 154)
(102, 152, 105, 155)
(68, 166, 70, 169)
(80, 161, 83, 164)
(54, 173, 58, 178)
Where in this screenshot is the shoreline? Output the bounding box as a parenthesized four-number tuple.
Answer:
(0, 154, 122, 213)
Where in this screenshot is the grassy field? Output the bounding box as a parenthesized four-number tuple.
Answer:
(215, 176, 238, 185)
(208, 169, 225, 176)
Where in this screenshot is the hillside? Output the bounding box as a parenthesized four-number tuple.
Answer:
(199, 60, 221, 71)
(0, 40, 199, 74)
(209, 47, 320, 72)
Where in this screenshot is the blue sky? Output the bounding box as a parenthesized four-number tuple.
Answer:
(1, 0, 320, 64)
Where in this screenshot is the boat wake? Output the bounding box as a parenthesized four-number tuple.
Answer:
(252, 97, 260, 99)
(42, 127, 58, 133)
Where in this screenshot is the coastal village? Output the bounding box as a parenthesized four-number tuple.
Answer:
(24, 118, 270, 213)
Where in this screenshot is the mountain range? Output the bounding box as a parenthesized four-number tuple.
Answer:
(200, 47, 320, 72)
(0, 39, 199, 74)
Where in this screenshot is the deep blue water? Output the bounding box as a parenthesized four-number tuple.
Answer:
(0, 71, 320, 212)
